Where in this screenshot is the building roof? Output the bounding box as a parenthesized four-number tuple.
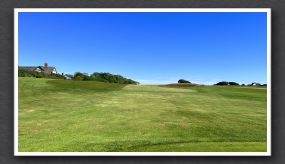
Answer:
(39, 66, 56, 75)
(64, 74, 74, 78)
(18, 66, 38, 72)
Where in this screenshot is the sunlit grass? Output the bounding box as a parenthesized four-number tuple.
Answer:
(18, 77, 267, 152)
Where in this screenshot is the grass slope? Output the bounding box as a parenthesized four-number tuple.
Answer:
(18, 77, 267, 152)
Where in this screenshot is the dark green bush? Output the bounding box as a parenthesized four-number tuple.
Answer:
(229, 82, 239, 85)
(215, 81, 229, 86)
(178, 79, 191, 84)
(47, 73, 66, 79)
(91, 72, 139, 84)
(74, 72, 90, 81)
(18, 69, 30, 77)
(32, 72, 45, 78)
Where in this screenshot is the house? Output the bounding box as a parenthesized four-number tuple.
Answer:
(19, 62, 57, 75)
(250, 82, 261, 86)
(64, 74, 73, 80)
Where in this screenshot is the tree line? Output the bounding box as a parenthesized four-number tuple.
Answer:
(19, 69, 265, 86)
(214, 81, 266, 86)
(177, 79, 266, 86)
(18, 69, 139, 85)
(73, 72, 139, 84)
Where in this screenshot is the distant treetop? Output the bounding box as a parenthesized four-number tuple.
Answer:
(178, 79, 191, 84)
(215, 81, 229, 86)
(73, 72, 139, 85)
(215, 81, 240, 86)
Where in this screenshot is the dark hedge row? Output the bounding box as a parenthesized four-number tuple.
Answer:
(73, 72, 139, 85)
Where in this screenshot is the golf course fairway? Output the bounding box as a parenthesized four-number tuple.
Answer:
(18, 77, 267, 152)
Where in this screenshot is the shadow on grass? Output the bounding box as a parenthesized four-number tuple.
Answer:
(46, 80, 128, 93)
(159, 83, 199, 89)
(58, 139, 266, 152)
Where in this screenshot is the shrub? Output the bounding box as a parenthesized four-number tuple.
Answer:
(91, 72, 139, 84)
(32, 72, 45, 78)
(47, 73, 66, 79)
(74, 72, 90, 81)
(215, 81, 229, 86)
(18, 69, 30, 77)
(178, 79, 191, 84)
(229, 82, 239, 85)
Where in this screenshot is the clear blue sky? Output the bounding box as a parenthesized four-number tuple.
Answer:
(18, 12, 267, 84)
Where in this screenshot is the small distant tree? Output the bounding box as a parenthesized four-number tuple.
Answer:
(74, 72, 88, 81)
(47, 73, 66, 79)
(32, 72, 45, 78)
(215, 81, 229, 86)
(229, 82, 239, 86)
(178, 79, 191, 84)
(18, 69, 30, 77)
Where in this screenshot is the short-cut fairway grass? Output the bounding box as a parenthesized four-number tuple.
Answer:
(18, 77, 267, 152)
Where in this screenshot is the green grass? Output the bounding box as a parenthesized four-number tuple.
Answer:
(18, 77, 267, 152)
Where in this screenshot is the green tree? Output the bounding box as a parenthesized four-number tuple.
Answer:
(91, 72, 139, 84)
(178, 79, 191, 84)
(215, 81, 229, 86)
(229, 82, 239, 85)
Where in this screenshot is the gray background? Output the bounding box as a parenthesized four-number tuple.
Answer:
(0, 0, 284, 163)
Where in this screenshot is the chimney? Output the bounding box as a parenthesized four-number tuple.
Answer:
(44, 62, 48, 68)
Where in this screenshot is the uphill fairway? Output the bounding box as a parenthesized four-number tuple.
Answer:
(18, 78, 267, 152)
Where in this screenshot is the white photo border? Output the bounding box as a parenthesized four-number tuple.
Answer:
(14, 8, 271, 156)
